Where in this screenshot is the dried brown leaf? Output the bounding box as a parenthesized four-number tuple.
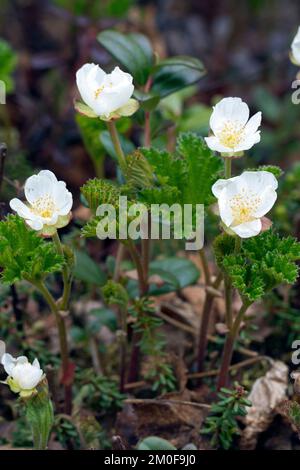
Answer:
(240, 360, 288, 449)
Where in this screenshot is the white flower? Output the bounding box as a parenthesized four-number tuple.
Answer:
(212, 171, 278, 238)
(10, 170, 73, 236)
(1, 353, 44, 397)
(75, 63, 139, 120)
(291, 27, 300, 66)
(205, 97, 262, 155)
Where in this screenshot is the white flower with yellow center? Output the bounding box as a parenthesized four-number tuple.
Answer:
(1, 353, 44, 398)
(75, 63, 139, 121)
(291, 26, 300, 66)
(205, 97, 262, 155)
(212, 171, 278, 238)
(10, 170, 73, 236)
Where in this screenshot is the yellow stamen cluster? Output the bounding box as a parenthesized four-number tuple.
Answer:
(94, 82, 113, 99)
(31, 195, 56, 219)
(94, 85, 105, 99)
(230, 189, 261, 226)
(217, 122, 245, 149)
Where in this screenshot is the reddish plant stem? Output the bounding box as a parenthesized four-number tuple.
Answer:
(197, 272, 222, 373)
(127, 75, 152, 383)
(197, 293, 214, 374)
(126, 240, 149, 383)
(119, 307, 128, 393)
(217, 301, 250, 390)
(143, 76, 152, 148)
(36, 281, 72, 414)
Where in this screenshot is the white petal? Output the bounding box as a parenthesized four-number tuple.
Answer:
(211, 178, 231, 198)
(15, 356, 29, 365)
(76, 63, 105, 111)
(243, 111, 262, 135)
(234, 131, 261, 152)
(32, 358, 41, 370)
(53, 182, 73, 214)
(254, 187, 277, 218)
(1, 353, 16, 376)
(291, 27, 300, 64)
(107, 66, 133, 86)
(232, 219, 262, 238)
(10, 199, 34, 219)
(210, 97, 249, 133)
(46, 213, 59, 226)
(205, 136, 233, 153)
(26, 218, 44, 231)
(25, 171, 56, 203)
(94, 83, 134, 117)
(238, 171, 278, 192)
(13, 364, 43, 390)
(218, 191, 234, 226)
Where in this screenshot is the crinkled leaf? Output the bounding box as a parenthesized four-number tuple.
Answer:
(246, 165, 283, 178)
(214, 231, 300, 302)
(177, 132, 223, 205)
(0, 215, 64, 284)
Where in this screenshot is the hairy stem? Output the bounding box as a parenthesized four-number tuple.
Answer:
(224, 275, 233, 330)
(126, 240, 148, 383)
(235, 236, 242, 253)
(199, 248, 211, 286)
(52, 231, 72, 310)
(224, 158, 232, 179)
(35, 281, 72, 414)
(127, 240, 148, 296)
(144, 76, 152, 148)
(196, 272, 222, 373)
(144, 112, 151, 147)
(217, 302, 250, 389)
(107, 120, 126, 171)
(113, 243, 125, 282)
(119, 306, 128, 393)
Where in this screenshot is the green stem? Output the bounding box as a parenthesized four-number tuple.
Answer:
(144, 112, 151, 147)
(119, 306, 128, 393)
(196, 272, 222, 373)
(35, 280, 72, 414)
(217, 301, 250, 389)
(25, 385, 54, 450)
(126, 240, 148, 383)
(199, 248, 211, 286)
(113, 243, 125, 282)
(235, 236, 242, 253)
(127, 240, 148, 296)
(144, 76, 152, 148)
(52, 231, 72, 310)
(224, 158, 232, 179)
(224, 275, 233, 330)
(107, 120, 126, 171)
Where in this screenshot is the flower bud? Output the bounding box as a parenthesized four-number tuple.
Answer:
(75, 64, 139, 121)
(1, 353, 44, 397)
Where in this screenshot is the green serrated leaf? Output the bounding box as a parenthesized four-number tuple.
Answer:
(177, 132, 223, 205)
(214, 231, 300, 302)
(0, 215, 64, 284)
(246, 165, 283, 178)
